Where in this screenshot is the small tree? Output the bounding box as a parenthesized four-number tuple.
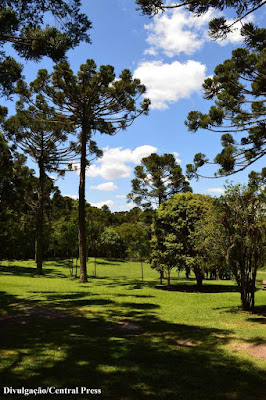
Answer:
(100, 228, 123, 259)
(215, 177, 265, 310)
(128, 153, 192, 209)
(116, 222, 150, 281)
(154, 193, 213, 290)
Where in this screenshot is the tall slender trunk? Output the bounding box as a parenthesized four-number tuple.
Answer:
(35, 157, 45, 275)
(79, 125, 88, 283)
(167, 267, 171, 286)
(159, 270, 163, 284)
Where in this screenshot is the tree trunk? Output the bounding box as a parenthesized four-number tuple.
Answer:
(185, 266, 190, 279)
(240, 275, 255, 311)
(159, 270, 163, 284)
(35, 158, 45, 275)
(167, 267, 171, 286)
(194, 267, 203, 291)
(79, 126, 88, 283)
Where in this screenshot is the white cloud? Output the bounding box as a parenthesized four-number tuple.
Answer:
(144, 8, 216, 57)
(86, 145, 157, 180)
(173, 152, 181, 163)
(90, 200, 114, 209)
(116, 194, 127, 199)
(117, 204, 135, 211)
(90, 182, 118, 191)
(207, 188, 225, 194)
(48, 174, 57, 180)
(144, 48, 158, 56)
(65, 194, 78, 200)
(134, 60, 207, 109)
(144, 7, 254, 57)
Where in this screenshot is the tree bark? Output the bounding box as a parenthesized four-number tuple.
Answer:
(79, 125, 88, 283)
(167, 267, 171, 286)
(194, 267, 204, 291)
(35, 158, 45, 275)
(159, 270, 163, 284)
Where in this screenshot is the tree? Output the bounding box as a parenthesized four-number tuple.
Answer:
(186, 26, 266, 178)
(214, 177, 265, 310)
(0, 0, 91, 97)
(5, 90, 74, 274)
(128, 153, 192, 209)
(136, 0, 265, 39)
(100, 228, 124, 259)
(22, 60, 149, 282)
(0, 133, 37, 261)
(154, 193, 213, 289)
(115, 222, 150, 281)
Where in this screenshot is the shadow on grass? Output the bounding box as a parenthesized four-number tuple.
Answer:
(0, 291, 265, 400)
(0, 264, 68, 279)
(246, 305, 266, 324)
(155, 283, 240, 293)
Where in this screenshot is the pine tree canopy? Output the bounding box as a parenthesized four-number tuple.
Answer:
(185, 26, 266, 178)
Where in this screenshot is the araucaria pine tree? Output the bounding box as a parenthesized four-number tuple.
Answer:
(24, 60, 149, 282)
(5, 90, 75, 274)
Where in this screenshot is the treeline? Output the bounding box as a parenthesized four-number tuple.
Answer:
(1, 136, 153, 261)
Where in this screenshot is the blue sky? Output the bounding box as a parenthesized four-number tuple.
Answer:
(6, 1, 266, 210)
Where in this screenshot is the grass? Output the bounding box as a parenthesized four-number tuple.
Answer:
(0, 259, 266, 399)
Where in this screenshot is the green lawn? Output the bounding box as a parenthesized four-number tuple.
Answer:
(0, 259, 265, 399)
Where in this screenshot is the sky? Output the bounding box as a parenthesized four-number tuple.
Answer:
(5, 0, 266, 211)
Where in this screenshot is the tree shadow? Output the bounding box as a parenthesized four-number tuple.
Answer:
(0, 291, 265, 400)
(246, 305, 266, 324)
(0, 264, 68, 279)
(155, 283, 240, 293)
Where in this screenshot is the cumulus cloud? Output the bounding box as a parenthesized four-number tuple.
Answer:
(90, 200, 114, 209)
(65, 194, 78, 200)
(86, 145, 157, 180)
(117, 204, 135, 210)
(90, 182, 118, 191)
(173, 152, 181, 163)
(207, 188, 225, 194)
(116, 194, 127, 199)
(144, 8, 216, 57)
(144, 7, 253, 57)
(134, 60, 207, 109)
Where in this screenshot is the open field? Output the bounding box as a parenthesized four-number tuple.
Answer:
(0, 259, 266, 399)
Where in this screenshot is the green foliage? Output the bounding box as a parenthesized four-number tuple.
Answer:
(100, 228, 124, 259)
(186, 26, 266, 178)
(0, 134, 37, 260)
(152, 193, 213, 288)
(215, 177, 265, 310)
(128, 153, 192, 209)
(0, 1, 91, 96)
(115, 222, 150, 259)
